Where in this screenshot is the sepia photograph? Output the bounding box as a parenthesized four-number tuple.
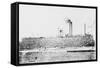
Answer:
(18, 3, 97, 64)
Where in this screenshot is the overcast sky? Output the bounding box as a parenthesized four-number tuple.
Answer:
(19, 4, 96, 41)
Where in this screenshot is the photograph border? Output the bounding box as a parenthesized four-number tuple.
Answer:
(11, 2, 98, 66)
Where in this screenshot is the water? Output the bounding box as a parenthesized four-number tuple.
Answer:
(19, 50, 96, 64)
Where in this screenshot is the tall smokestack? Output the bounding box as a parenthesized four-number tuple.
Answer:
(84, 24, 86, 35)
(68, 20, 72, 36)
(65, 18, 72, 36)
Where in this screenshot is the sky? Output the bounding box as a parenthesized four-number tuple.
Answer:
(19, 4, 96, 41)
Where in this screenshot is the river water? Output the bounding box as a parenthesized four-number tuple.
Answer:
(19, 50, 96, 64)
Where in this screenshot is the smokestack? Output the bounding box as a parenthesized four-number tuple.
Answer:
(65, 19, 72, 36)
(69, 20, 72, 36)
(84, 24, 86, 35)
